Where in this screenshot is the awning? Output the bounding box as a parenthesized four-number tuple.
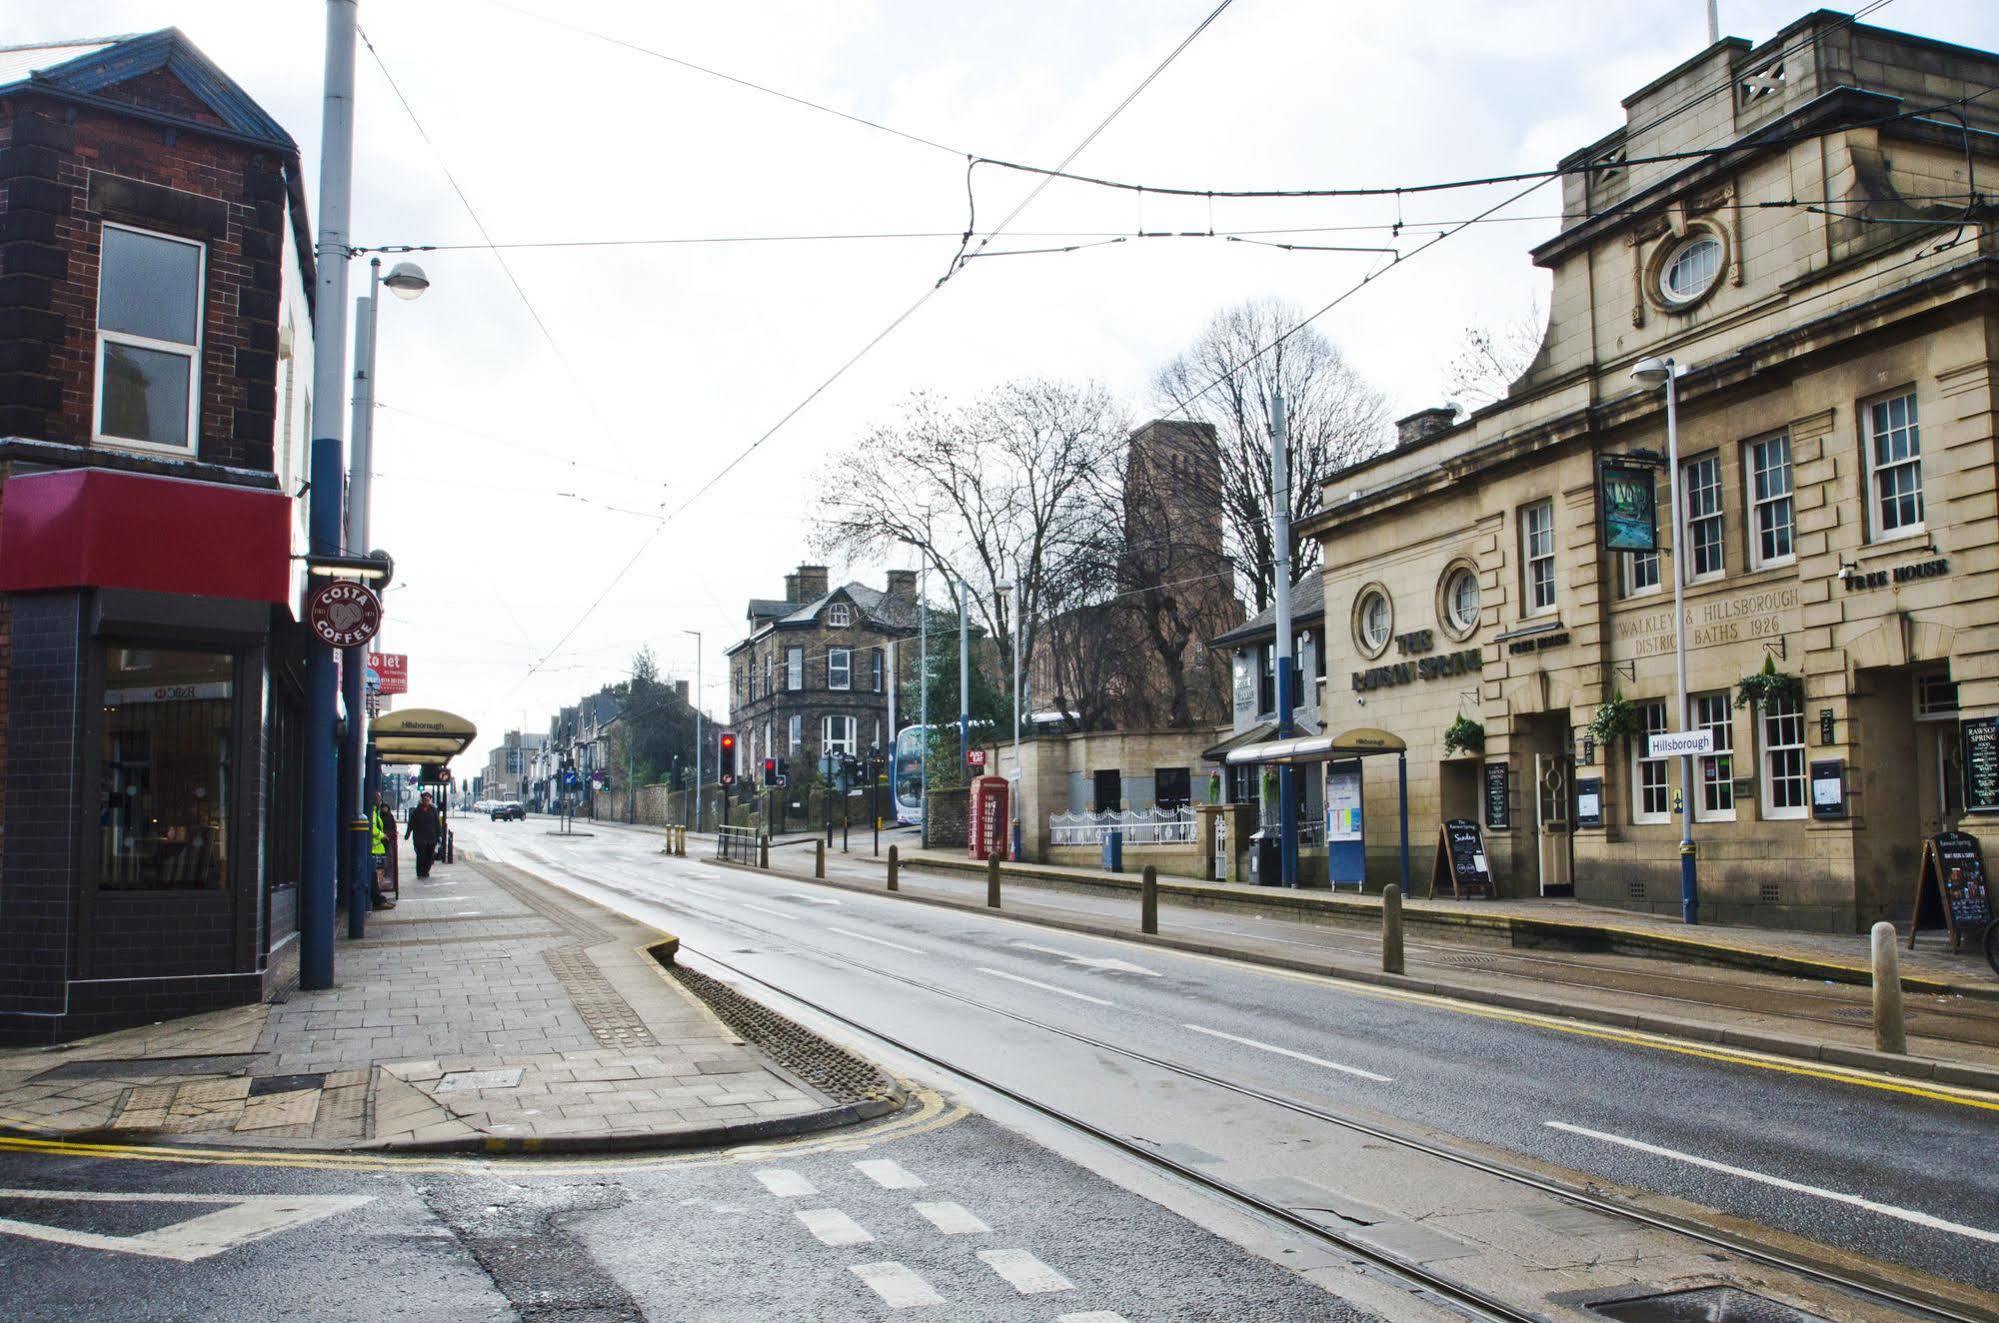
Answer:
(371, 708, 476, 768)
(1202, 722, 1275, 763)
(1224, 726, 1407, 766)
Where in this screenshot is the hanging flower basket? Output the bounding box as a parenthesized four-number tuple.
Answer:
(1587, 690, 1644, 747)
(1442, 715, 1485, 757)
(1735, 655, 1805, 711)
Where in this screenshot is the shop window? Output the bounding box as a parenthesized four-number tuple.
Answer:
(1521, 501, 1556, 613)
(828, 646, 852, 691)
(1745, 433, 1794, 568)
(95, 223, 204, 453)
(1689, 690, 1736, 822)
(1155, 767, 1192, 810)
(1866, 391, 1923, 540)
(1760, 695, 1806, 819)
(1632, 699, 1671, 824)
(1683, 452, 1724, 579)
(99, 646, 234, 890)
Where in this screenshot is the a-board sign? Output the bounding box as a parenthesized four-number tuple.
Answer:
(1575, 776, 1604, 829)
(1430, 818, 1494, 899)
(1809, 759, 1845, 820)
(1483, 761, 1510, 830)
(1909, 831, 1993, 953)
(1965, 716, 1999, 814)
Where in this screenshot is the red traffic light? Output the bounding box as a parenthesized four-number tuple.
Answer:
(718, 731, 738, 784)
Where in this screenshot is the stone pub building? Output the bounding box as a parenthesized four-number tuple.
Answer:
(0, 32, 317, 1041)
(1300, 13, 1999, 931)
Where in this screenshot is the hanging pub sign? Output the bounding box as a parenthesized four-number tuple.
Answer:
(1907, 831, 1993, 953)
(1964, 716, 1999, 814)
(1598, 458, 1659, 553)
(1429, 818, 1494, 899)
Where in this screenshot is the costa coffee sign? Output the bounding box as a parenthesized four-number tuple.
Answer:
(307, 580, 383, 648)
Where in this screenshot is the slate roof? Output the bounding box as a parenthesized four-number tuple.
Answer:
(0, 29, 297, 150)
(1210, 572, 1326, 647)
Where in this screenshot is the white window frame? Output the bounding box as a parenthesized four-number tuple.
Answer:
(1682, 451, 1724, 581)
(1621, 548, 1661, 598)
(828, 646, 852, 691)
(1660, 232, 1723, 306)
(787, 714, 803, 753)
(1759, 695, 1807, 820)
(1444, 566, 1480, 636)
(827, 602, 852, 627)
(763, 651, 773, 697)
(1632, 698, 1671, 824)
(1521, 501, 1557, 614)
(786, 646, 803, 691)
(823, 714, 857, 756)
(1356, 590, 1392, 655)
(870, 648, 884, 693)
(1744, 433, 1795, 569)
(93, 221, 205, 455)
(1689, 690, 1737, 823)
(1865, 390, 1924, 542)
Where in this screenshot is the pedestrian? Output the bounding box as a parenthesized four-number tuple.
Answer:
(375, 790, 400, 889)
(410, 792, 442, 880)
(369, 796, 395, 910)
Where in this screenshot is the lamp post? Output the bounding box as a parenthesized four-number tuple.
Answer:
(682, 630, 702, 832)
(996, 579, 1022, 860)
(1631, 355, 1699, 925)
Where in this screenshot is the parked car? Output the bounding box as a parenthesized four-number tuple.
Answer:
(491, 801, 526, 821)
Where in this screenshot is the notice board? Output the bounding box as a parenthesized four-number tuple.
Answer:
(1326, 761, 1365, 888)
(1483, 761, 1510, 830)
(1429, 818, 1494, 899)
(1965, 716, 1999, 815)
(1908, 831, 1993, 953)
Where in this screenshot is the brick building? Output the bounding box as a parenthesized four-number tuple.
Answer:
(0, 32, 317, 1041)
(726, 563, 920, 778)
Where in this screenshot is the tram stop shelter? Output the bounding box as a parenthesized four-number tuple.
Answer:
(370, 708, 477, 847)
(1224, 727, 1410, 893)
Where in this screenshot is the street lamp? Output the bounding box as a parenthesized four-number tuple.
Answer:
(1630, 354, 1699, 925)
(996, 578, 1022, 860)
(682, 629, 702, 833)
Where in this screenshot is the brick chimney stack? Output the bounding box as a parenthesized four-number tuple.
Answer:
(673, 679, 689, 704)
(783, 573, 800, 602)
(886, 569, 917, 602)
(796, 564, 830, 600)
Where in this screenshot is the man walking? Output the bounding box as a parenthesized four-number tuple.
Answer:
(410, 792, 442, 880)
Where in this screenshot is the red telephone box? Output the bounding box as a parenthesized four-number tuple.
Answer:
(969, 774, 1011, 861)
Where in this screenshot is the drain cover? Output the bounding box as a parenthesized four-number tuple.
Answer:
(1587, 1286, 1831, 1322)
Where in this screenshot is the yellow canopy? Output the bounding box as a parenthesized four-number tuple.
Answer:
(371, 708, 476, 767)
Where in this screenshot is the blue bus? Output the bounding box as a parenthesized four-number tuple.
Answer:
(891, 721, 998, 826)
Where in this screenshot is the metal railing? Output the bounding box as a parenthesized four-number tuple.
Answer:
(715, 824, 759, 864)
(1048, 807, 1197, 847)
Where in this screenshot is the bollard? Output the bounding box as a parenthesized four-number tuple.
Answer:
(759, 833, 769, 869)
(1141, 864, 1158, 935)
(815, 839, 826, 880)
(1382, 884, 1405, 975)
(887, 844, 900, 891)
(987, 853, 1001, 909)
(1871, 921, 1906, 1054)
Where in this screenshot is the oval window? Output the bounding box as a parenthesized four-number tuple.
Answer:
(1660, 232, 1722, 305)
(1444, 567, 1480, 636)
(1356, 589, 1392, 656)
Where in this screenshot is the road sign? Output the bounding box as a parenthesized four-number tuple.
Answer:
(367, 651, 408, 694)
(1647, 729, 1715, 758)
(306, 581, 382, 648)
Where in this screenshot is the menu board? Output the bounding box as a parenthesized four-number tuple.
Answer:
(1483, 761, 1510, 830)
(1429, 819, 1494, 899)
(1575, 777, 1603, 829)
(1910, 831, 1993, 953)
(1809, 759, 1846, 820)
(1965, 716, 1999, 814)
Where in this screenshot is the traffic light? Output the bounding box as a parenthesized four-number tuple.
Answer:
(762, 757, 778, 788)
(776, 758, 789, 788)
(718, 731, 737, 785)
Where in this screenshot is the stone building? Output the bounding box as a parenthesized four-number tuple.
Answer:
(1294, 12, 1999, 931)
(726, 563, 920, 779)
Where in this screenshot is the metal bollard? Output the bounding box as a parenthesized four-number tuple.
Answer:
(1382, 884, 1405, 975)
(815, 839, 826, 880)
(759, 833, 769, 869)
(987, 853, 1001, 908)
(887, 844, 899, 891)
(1871, 921, 1906, 1054)
(1141, 864, 1158, 935)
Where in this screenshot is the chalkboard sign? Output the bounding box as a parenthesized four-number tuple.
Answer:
(1575, 777, 1603, 829)
(1429, 818, 1494, 899)
(1965, 716, 1999, 814)
(1483, 761, 1510, 830)
(1909, 831, 1993, 953)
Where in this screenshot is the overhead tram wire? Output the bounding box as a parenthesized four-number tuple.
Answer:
(512, 0, 1243, 690)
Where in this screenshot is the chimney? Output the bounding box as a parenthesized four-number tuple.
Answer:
(782, 573, 800, 602)
(796, 564, 830, 600)
(673, 679, 689, 704)
(1395, 406, 1458, 449)
(886, 569, 917, 602)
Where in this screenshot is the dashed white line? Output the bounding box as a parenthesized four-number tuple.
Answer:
(977, 968, 1115, 1006)
(850, 1261, 946, 1308)
(795, 1207, 874, 1246)
(1545, 1121, 1999, 1243)
(912, 1201, 989, 1235)
(789, 893, 841, 905)
(854, 1158, 925, 1190)
(1013, 942, 1159, 976)
(827, 926, 922, 955)
(1057, 1313, 1131, 1323)
(751, 1168, 816, 1198)
(738, 903, 792, 919)
(1181, 1023, 1393, 1082)
(978, 1247, 1074, 1294)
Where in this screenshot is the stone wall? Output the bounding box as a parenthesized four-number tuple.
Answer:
(925, 786, 969, 848)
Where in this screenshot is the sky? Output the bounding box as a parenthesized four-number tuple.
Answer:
(7, 0, 1998, 774)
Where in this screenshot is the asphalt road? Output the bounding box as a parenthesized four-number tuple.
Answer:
(467, 818, 1999, 1302)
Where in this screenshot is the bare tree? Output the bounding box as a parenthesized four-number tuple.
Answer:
(1153, 299, 1390, 613)
(1441, 296, 1545, 412)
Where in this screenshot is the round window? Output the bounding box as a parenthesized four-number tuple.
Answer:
(1660, 232, 1722, 305)
(1355, 588, 1392, 656)
(1444, 567, 1480, 636)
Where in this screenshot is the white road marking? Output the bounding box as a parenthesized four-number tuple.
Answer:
(913, 1201, 990, 1235)
(795, 1207, 874, 1246)
(788, 893, 840, 905)
(854, 1158, 925, 1190)
(751, 1168, 817, 1198)
(0, 1190, 371, 1263)
(978, 1247, 1074, 1294)
(827, 927, 923, 955)
(977, 968, 1115, 1006)
(1013, 942, 1159, 976)
(1058, 1314, 1131, 1323)
(1545, 1121, 1999, 1244)
(1181, 1024, 1393, 1082)
(739, 903, 793, 919)
(850, 1261, 946, 1308)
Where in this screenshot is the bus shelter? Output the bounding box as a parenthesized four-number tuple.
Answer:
(369, 708, 477, 854)
(1224, 727, 1410, 894)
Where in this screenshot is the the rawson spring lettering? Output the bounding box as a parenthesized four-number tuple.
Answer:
(1353, 648, 1482, 691)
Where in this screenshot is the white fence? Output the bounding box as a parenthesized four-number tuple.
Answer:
(1048, 808, 1197, 847)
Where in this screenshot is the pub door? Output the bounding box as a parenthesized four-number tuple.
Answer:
(1534, 751, 1575, 895)
(1916, 666, 1964, 840)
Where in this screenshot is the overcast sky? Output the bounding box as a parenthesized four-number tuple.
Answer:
(9, 0, 1998, 772)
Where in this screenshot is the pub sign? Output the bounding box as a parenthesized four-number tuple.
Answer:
(1598, 459, 1658, 553)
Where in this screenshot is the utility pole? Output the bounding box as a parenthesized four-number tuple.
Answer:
(341, 257, 380, 940)
(683, 630, 702, 832)
(957, 577, 971, 772)
(302, 0, 358, 989)
(1272, 384, 1299, 888)
(918, 560, 929, 849)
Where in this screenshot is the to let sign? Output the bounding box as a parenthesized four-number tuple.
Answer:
(966, 748, 987, 769)
(306, 581, 382, 648)
(1647, 729, 1715, 759)
(367, 652, 408, 695)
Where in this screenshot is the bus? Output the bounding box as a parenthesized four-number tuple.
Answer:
(891, 720, 998, 826)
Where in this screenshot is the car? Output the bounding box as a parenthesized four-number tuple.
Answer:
(491, 801, 526, 821)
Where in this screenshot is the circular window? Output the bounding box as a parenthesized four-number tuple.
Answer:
(1659, 232, 1722, 306)
(1354, 587, 1392, 657)
(1442, 566, 1480, 637)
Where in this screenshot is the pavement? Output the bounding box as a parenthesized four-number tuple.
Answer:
(0, 838, 899, 1153)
